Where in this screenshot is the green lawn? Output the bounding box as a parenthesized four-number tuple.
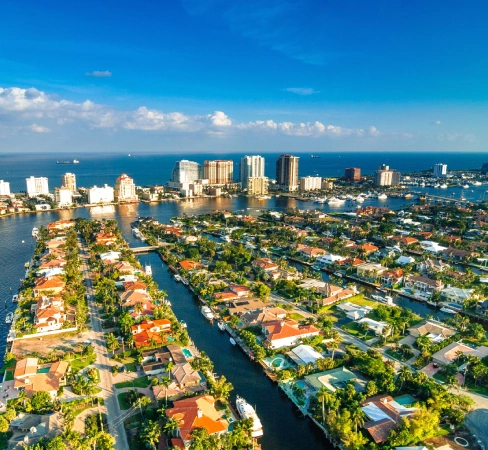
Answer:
(5, 370, 14, 381)
(385, 348, 410, 362)
(349, 295, 378, 308)
(70, 355, 96, 371)
(118, 356, 138, 373)
(341, 322, 375, 341)
(289, 312, 305, 321)
(117, 392, 132, 410)
(115, 376, 150, 389)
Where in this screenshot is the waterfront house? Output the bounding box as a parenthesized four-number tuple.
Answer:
(95, 232, 118, 246)
(33, 276, 65, 297)
(239, 307, 287, 328)
(165, 395, 229, 449)
(396, 255, 416, 265)
(380, 269, 404, 287)
(356, 263, 388, 280)
(99, 251, 121, 262)
(131, 319, 172, 348)
(296, 244, 326, 260)
(262, 319, 320, 349)
(419, 241, 447, 254)
(441, 286, 475, 304)
(171, 363, 205, 391)
(314, 286, 355, 307)
(431, 342, 488, 366)
(416, 259, 450, 274)
(286, 344, 324, 366)
(179, 260, 204, 271)
(47, 220, 75, 233)
(229, 284, 251, 297)
(33, 297, 66, 332)
(404, 275, 444, 298)
(361, 395, 417, 443)
(408, 320, 457, 343)
(357, 318, 390, 336)
(359, 243, 379, 255)
(142, 345, 187, 375)
(214, 291, 240, 302)
(441, 247, 477, 261)
(113, 261, 137, 274)
(227, 299, 272, 315)
(39, 259, 67, 270)
(304, 367, 365, 393)
(45, 238, 66, 250)
(13, 359, 69, 399)
(252, 257, 279, 272)
(122, 280, 147, 292)
(316, 253, 346, 267)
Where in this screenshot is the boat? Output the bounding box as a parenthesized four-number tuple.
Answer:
(12, 295, 18, 303)
(315, 197, 327, 204)
(440, 184, 448, 189)
(356, 196, 365, 203)
(201, 306, 214, 320)
(174, 274, 182, 282)
(5, 312, 13, 324)
(32, 227, 39, 238)
(236, 396, 263, 438)
(24, 262, 30, 269)
(311, 265, 321, 271)
(463, 184, 470, 189)
(327, 197, 345, 205)
(230, 337, 237, 346)
(378, 193, 388, 200)
(310, 154, 321, 158)
(217, 321, 226, 331)
(181, 278, 189, 286)
(440, 307, 457, 314)
(333, 272, 343, 278)
(473, 181, 482, 186)
(180, 320, 187, 329)
(56, 159, 79, 164)
(144, 264, 152, 276)
(371, 295, 395, 305)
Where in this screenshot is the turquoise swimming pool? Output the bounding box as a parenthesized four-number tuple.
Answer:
(37, 367, 50, 374)
(182, 348, 193, 358)
(395, 394, 415, 406)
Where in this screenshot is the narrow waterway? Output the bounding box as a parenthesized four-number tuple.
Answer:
(136, 251, 332, 450)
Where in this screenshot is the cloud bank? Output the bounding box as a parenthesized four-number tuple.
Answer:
(85, 70, 112, 77)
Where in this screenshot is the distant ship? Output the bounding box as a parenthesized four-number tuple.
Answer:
(56, 159, 79, 164)
(310, 154, 321, 158)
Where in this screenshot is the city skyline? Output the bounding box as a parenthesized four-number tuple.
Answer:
(1, 1, 487, 154)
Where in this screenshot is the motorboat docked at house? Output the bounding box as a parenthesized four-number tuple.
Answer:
(217, 321, 226, 331)
(174, 274, 182, 282)
(315, 197, 327, 204)
(440, 307, 457, 314)
(201, 306, 214, 320)
(144, 264, 152, 276)
(327, 197, 345, 205)
(180, 320, 187, 329)
(24, 262, 30, 268)
(236, 396, 263, 438)
(230, 337, 237, 346)
(12, 295, 19, 303)
(377, 193, 388, 200)
(32, 227, 39, 238)
(5, 312, 13, 324)
(473, 181, 482, 186)
(440, 183, 448, 189)
(371, 295, 395, 306)
(132, 227, 142, 239)
(463, 184, 470, 189)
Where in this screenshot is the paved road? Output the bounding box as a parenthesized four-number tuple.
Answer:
(79, 240, 130, 450)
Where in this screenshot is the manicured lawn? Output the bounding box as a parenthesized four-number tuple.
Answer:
(289, 312, 305, 321)
(118, 356, 138, 372)
(115, 376, 150, 389)
(349, 295, 378, 308)
(341, 322, 375, 341)
(117, 392, 132, 410)
(70, 355, 96, 371)
(5, 370, 14, 381)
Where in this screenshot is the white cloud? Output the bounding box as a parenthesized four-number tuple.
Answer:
(30, 124, 50, 133)
(0, 86, 410, 142)
(209, 111, 232, 127)
(85, 70, 112, 77)
(284, 87, 319, 96)
(434, 120, 441, 125)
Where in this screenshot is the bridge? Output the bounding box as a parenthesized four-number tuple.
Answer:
(131, 246, 160, 253)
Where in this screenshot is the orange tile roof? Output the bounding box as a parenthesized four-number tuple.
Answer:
(263, 320, 319, 341)
(34, 276, 65, 290)
(179, 260, 203, 271)
(123, 281, 147, 291)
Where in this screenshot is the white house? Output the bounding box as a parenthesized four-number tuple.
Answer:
(441, 287, 474, 304)
(420, 241, 447, 254)
(316, 253, 346, 267)
(396, 255, 416, 265)
(357, 318, 390, 336)
(262, 320, 320, 349)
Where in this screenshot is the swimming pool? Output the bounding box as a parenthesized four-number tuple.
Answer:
(37, 367, 50, 374)
(271, 357, 286, 369)
(395, 394, 415, 406)
(182, 348, 193, 358)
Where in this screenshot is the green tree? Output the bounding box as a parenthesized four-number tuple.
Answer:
(0, 416, 9, 433)
(139, 419, 161, 450)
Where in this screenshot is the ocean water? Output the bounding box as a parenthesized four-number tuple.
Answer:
(1, 151, 487, 192)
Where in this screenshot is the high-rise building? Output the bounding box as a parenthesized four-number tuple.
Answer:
(299, 176, 322, 192)
(54, 187, 73, 207)
(247, 177, 269, 195)
(240, 155, 265, 189)
(433, 163, 447, 178)
(0, 180, 11, 196)
(171, 160, 201, 184)
(114, 174, 138, 202)
(87, 185, 114, 204)
(203, 160, 234, 184)
(26, 176, 49, 197)
(344, 168, 361, 181)
(374, 165, 401, 186)
(322, 179, 334, 190)
(61, 173, 77, 192)
(276, 154, 299, 191)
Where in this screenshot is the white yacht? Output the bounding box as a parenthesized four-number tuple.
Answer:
(356, 196, 365, 203)
(32, 227, 39, 238)
(180, 320, 187, 329)
(174, 274, 182, 282)
(236, 396, 263, 438)
(217, 321, 226, 331)
(473, 181, 482, 186)
(440, 184, 448, 189)
(463, 184, 470, 189)
(144, 264, 152, 276)
(371, 295, 395, 305)
(315, 197, 327, 204)
(230, 337, 237, 346)
(201, 306, 214, 320)
(5, 312, 13, 324)
(377, 193, 387, 200)
(327, 197, 345, 205)
(12, 295, 19, 303)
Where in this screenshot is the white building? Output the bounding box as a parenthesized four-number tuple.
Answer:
(374, 165, 401, 186)
(299, 176, 322, 192)
(87, 185, 114, 204)
(114, 174, 138, 202)
(54, 187, 73, 207)
(61, 173, 76, 192)
(0, 180, 11, 196)
(316, 253, 346, 267)
(357, 318, 390, 335)
(26, 176, 49, 197)
(433, 163, 447, 178)
(247, 177, 269, 195)
(240, 155, 265, 189)
(171, 160, 201, 184)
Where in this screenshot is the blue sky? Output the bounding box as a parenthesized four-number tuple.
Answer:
(0, 0, 487, 153)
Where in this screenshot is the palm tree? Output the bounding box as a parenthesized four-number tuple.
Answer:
(139, 419, 161, 450)
(396, 365, 412, 391)
(105, 333, 119, 355)
(159, 376, 171, 406)
(211, 375, 233, 404)
(329, 341, 339, 360)
(351, 407, 366, 432)
(163, 417, 179, 437)
(316, 387, 330, 423)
